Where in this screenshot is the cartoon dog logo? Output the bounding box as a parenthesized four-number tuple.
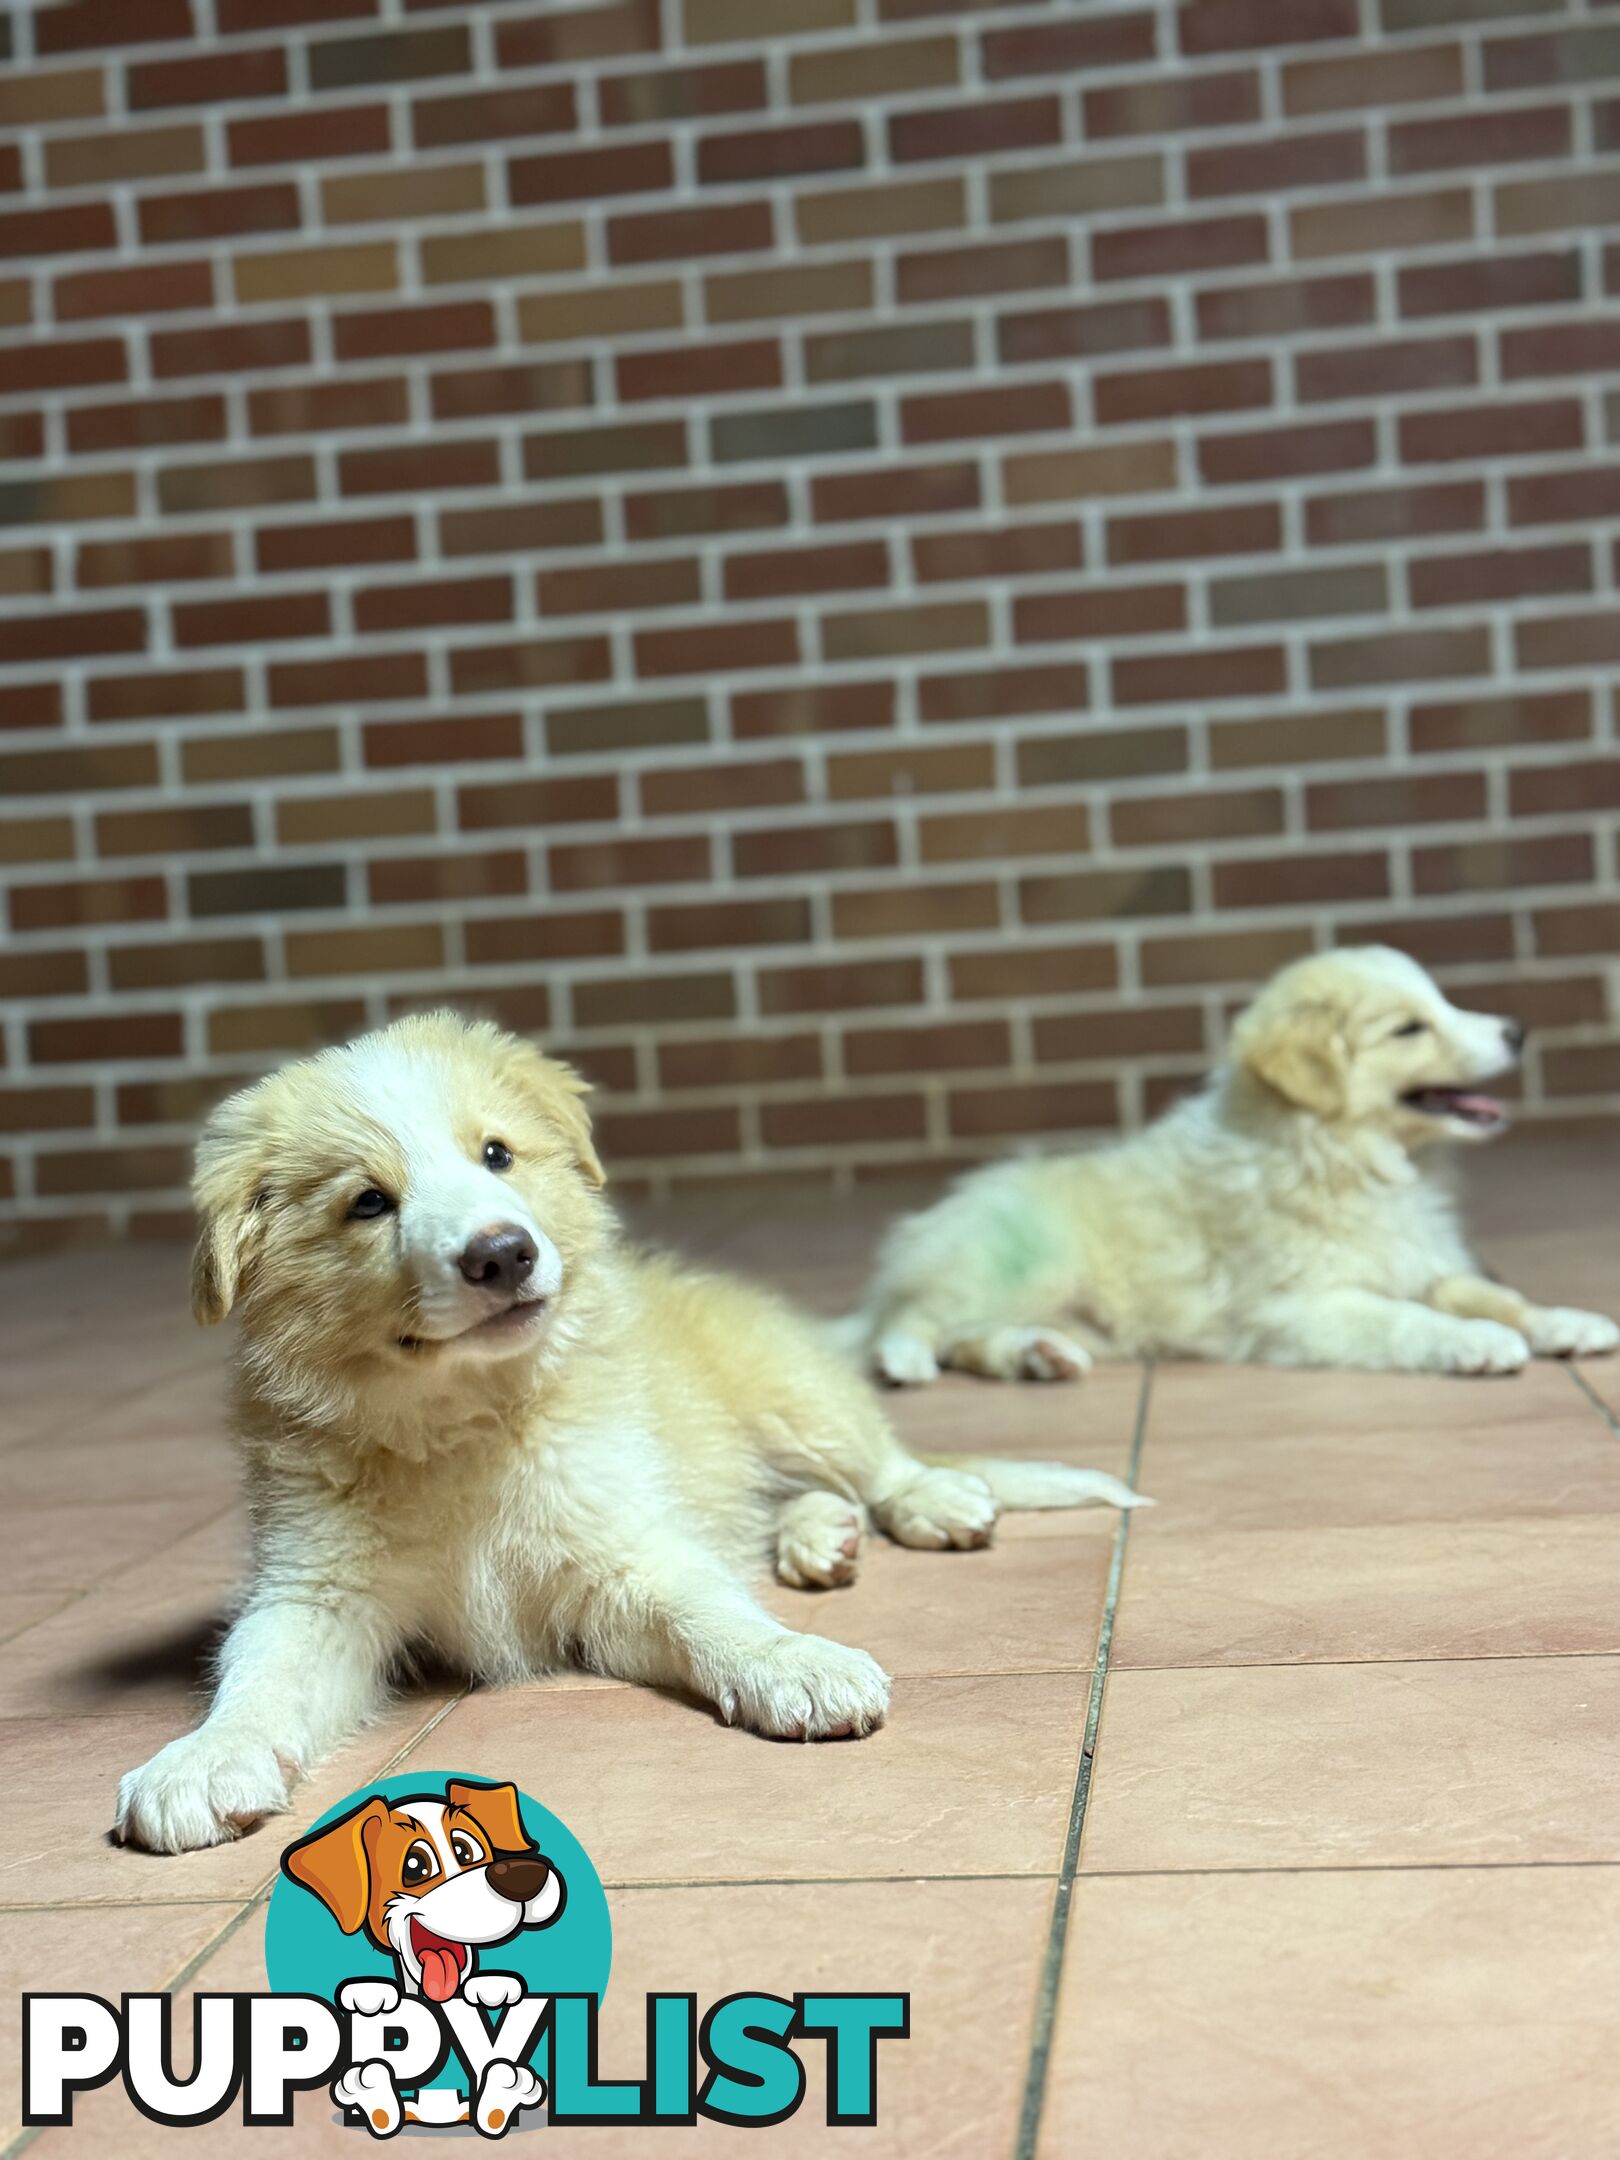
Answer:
(282, 1778, 565, 2133)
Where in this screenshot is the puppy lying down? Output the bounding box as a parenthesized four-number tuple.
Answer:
(115, 1014, 1140, 1855)
(848, 946, 1619, 1387)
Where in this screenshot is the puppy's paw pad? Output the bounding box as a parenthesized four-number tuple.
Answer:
(880, 1466, 998, 1550)
(777, 1493, 864, 1589)
(114, 1731, 292, 1855)
(463, 1972, 525, 2010)
(727, 1635, 890, 1741)
(1529, 1307, 1620, 1359)
(478, 2061, 544, 2135)
(339, 1979, 402, 2017)
(1008, 1328, 1092, 1382)
(1445, 1319, 1531, 1375)
(875, 1331, 939, 1388)
(334, 2062, 401, 2136)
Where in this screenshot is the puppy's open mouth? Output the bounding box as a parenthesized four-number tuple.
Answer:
(1400, 1086, 1506, 1130)
(409, 1916, 469, 2003)
(397, 1300, 547, 1352)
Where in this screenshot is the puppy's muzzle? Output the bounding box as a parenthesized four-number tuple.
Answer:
(459, 1225, 538, 1295)
(487, 1855, 548, 1904)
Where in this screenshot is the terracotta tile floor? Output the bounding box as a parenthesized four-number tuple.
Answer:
(4, 1132, 1620, 2156)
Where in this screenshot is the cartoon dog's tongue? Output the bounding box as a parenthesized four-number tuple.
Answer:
(409, 1918, 466, 2003)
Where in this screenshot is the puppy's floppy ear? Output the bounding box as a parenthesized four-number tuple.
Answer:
(190, 1081, 269, 1326)
(492, 1034, 606, 1190)
(447, 1779, 533, 1856)
(1232, 998, 1348, 1119)
(281, 1796, 388, 1934)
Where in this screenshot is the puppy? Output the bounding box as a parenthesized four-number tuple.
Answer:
(847, 946, 1619, 1385)
(114, 1014, 1140, 1854)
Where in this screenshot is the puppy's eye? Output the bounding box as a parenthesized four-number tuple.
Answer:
(450, 1832, 483, 1867)
(349, 1187, 395, 1221)
(1391, 1021, 1429, 1038)
(483, 1139, 514, 1172)
(401, 1842, 436, 1885)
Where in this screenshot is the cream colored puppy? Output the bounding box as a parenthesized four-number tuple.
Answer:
(850, 946, 1618, 1386)
(114, 1014, 1138, 1855)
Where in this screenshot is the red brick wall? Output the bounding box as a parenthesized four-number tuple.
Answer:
(2, 0, 1619, 1238)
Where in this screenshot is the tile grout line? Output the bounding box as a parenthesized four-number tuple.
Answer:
(1013, 1362, 1152, 2160)
(1567, 1362, 1620, 1435)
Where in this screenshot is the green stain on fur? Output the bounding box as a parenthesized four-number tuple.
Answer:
(982, 1195, 1064, 1289)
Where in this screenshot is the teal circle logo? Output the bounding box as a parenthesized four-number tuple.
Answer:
(264, 1772, 610, 2115)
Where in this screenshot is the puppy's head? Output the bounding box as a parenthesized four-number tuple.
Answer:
(282, 1780, 562, 2002)
(190, 1014, 610, 1410)
(1228, 946, 1524, 1147)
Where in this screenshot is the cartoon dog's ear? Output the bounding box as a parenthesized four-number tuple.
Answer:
(488, 1034, 606, 1191)
(446, 1780, 533, 1856)
(282, 1797, 388, 1934)
(190, 1079, 270, 1325)
(1232, 997, 1348, 1120)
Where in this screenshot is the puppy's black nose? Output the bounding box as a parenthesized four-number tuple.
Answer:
(1504, 1018, 1528, 1054)
(458, 1225, 537, 1292)
(487, 1855, 548, 1905)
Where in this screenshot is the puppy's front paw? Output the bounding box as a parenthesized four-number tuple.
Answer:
(879, 1465, 998, 1549)
(1438, 1319, 1531, 1376)
(339, 1979, 402, 2017)
(478, 2061, 544, 2136)
(722, 1634, 890, 1741)
(463, 1972, 524, 2010)
(334, 2061, 401, 2137)
(777, 1491, 864, 1589)
(114, 1728, 293, 1854)
(874, 1329, 939, 1387)
(1525, 1306, 1620, 1359)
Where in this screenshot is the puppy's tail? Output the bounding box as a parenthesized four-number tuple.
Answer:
(928, 1455, 1148, 1511)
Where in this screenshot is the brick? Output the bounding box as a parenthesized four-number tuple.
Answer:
(322, 162, 485, 224)
(1502, 319, 1620, 382)
(807, 320, 976, 384)
(551, 834, 710, 892)
(509, 140, 669, 208)
(892, 93, 1065, 166)
(0, 610, 147, 667)
(826, 744, 995, 802)
(1292, 188, 1472, 259)
(1390, 101, 1570, 174)
(495, 0, 660, 67)
(1109, 501, 1280, 566)
(952, 943, 1118, 1001)
(68, 392, 228, 456)
(758, 959, 923, 1017)
(920, 664, 1090, 727)
(138, 180, 300, 243)
(191, 863, 347, 919)
(699, 118, 863, 185)
(308, 24, 469, 91)
(1508, 463, 1620, 526)
(174, 592, 328, 648)
(0, 951, 91, 1002)
(12, 874, 167, 932)
(1284, 42, 1464, 114)
(97, 803, 254, 856)
(36, 0, 192, 51)
(110, 937, 264, 993)
(834, 882, 1000, 940)
(1542, 1045, 1620, 1099)
(610, 200, 773, 266)
(206, 998, 365, 1057)
(998, 296, 1170, 364)
(1200, 417, 1375, 486)
(36, 1145, 189, 1197)
(0, 1085, 95, 1131)
(599, 58, 765, 128)
(1141, 926, 1312, 988)
(152, 318, 310, 379)
(914, 521, 1082, 585)
(228, 101, 390, 165)
(1510, 758, 1620, 818)
(713, 400, 875, 465)
(1190, 126, 1365, 198)
(1181, 0, 1356, 50)
(898, 236, 1069, 305)
(548, 695, 708, 757)
(920, 803, 1090, 865)
(1410, 541, 1592, 609)
(447, 636, 612, 696)
(790, 35, 957, 105)
(706, 259, 873, 324)
(461, 913, 622, 966)
(845, 1021, 1009, 1079)
(1310, 625, 1492, 690)
(0, 69, 103, 125)
(525, 418, 685, 482)
(340, 439, 500, 495)
(442, 499, 605, 557)
(1410, 689, 1589, 754)
(641, 759, 802, 818)
(1296, 333, 1477, 404)
(1034, 1004, 1205, 1064)
(538, 559, 700, 615)
(617, 338, 780, 403)
(430, 359, 592, 423)
(268, 652, 428, 706)
(1116, 646, 1286, 706)
(1515, 611, 1620, 671)
(1198, 270, 1375, 342)
(0, 547, 52, 598)
(823, 600, 989, 663)
(183, 725, 337, 779)
(1211, 561, 1387, 626)
(649, 897, 812, 953)
(595, 1107, 741, 1159)
(420, 223, 586, 287)
(1002, 438, 1177, 507)
(1534, 904, 1620, 960)
(1398, 248, 1580, 320)
(158, 452, 315, 514)
(91, 667, 244, 724)
(661, 1035, 821, 1090)
(1112, 788, 1283, 848)
(353, 574, 512, 634)
(795, 176, 965, 247)
(365, 712, 523, 769)
(989, 151, 1163, 224)
(1093, 212, 1267, 283)
(233, 242, 397, 305)
(0, 336, 124, 397)
(1094, 357, 1271, 425)
(285, 924, 445, 977)
(1484, 24, 1620, 90)
(635, 618, 798, 677)
(573, 971, 734, 1031)
(734, 820, 897, 879)
(46, 122, 206, 188)
(1017, 580, 1187, 640)
(277, 790, 436, 844)
(221, 0, 378, 23)
(0, 470, 137, 525)
(724, 540, 888, 603)
(0, 681, 60, 728)
(1399, 396, 1582, 464)
(733, 681, 896, 738)
(128, 46, 288, 110)
(1414, 833, 1594, 897)
(368, 852, 527, 908)
(334, 299, 494, 362)
(902, 381, 1070, 446)
(763, 1094, 926, 1150)
(78, 532, 233, 588)
(952, 1080, 1119, 1138)
(812, 459, 979, 523)
(416, 82, 577, 152)
(32, 1013, 182, 1063)
(1019, 864, 1193, 922)
(1305, 477, 1484, 546)
(1085, 66, 1259, 138)
(1214, 851, 1390, 910)
(249, 375, 412, 436)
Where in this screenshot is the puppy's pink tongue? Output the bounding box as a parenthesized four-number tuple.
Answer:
(420, 1947, 461, 2003)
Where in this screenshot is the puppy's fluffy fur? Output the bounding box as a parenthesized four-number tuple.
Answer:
(115, 1014, 1138, 1855)
(849, 946, 1619, 1387)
